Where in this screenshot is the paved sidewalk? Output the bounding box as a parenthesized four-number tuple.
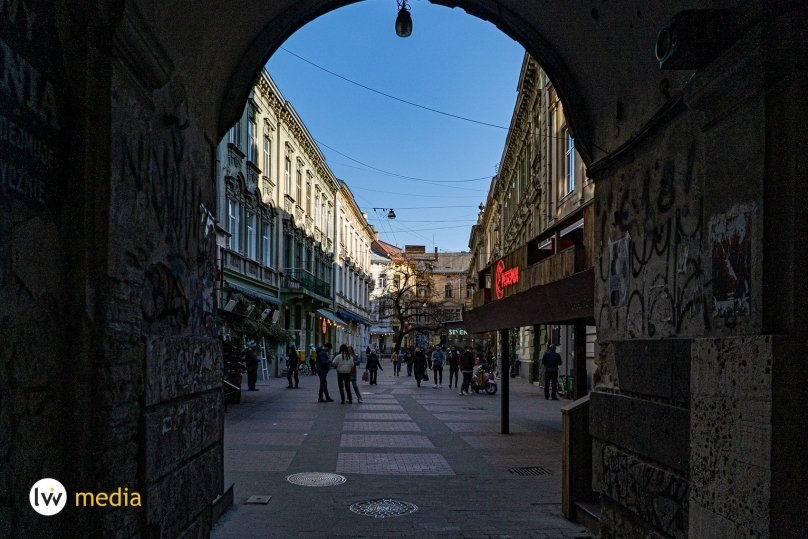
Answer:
(212, 366, 592, 538)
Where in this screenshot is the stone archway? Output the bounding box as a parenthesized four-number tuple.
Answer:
(2, 2, 806, 537)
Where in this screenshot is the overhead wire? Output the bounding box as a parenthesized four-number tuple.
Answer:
(279, 46, 611, 152)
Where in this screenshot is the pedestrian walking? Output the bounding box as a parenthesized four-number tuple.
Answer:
(308, 344, 318, 376)
(365, 348, 382, 384)
(413, 348, 428, 388)
(391, 349, 405, 376)
(286, 345, 299, 389)
(447, 346, 460, 388)
(331, 344, 354, 404)
(459, 345, 475, 396)
(244, 339, 259, 391)
(405, 348, 414, 376)
(348, 346, 363, 403)
(430, 345, 446, 388)
(316, 343, 334, 402)
(541, 344, 562, 400)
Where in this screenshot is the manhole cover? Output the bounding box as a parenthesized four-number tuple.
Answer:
(349, 499, 418, 519)
(508, 466, 553, 476)
(286, 472, 347, 487)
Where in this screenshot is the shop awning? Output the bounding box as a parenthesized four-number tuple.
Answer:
(316, 308, 347, 327)
(462, 268, 595, 333)
(369, 325, 395, 335)
(224, 280, 281, 306)
(336, 309, 369, 325)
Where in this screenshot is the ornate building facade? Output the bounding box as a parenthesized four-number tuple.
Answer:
(215, 70, 374, 364)
(465, 53, 596, 389)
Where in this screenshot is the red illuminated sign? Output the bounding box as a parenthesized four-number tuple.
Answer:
(494, 259, 519, 299)
(322, 318, 327, 334)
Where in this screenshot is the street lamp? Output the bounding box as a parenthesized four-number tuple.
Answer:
(395, 0, 412, 37)
(373, 207, 396, 220)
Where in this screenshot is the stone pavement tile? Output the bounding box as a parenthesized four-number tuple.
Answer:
(341, 434, 434, 448)
(225, 432, 307, 447)
(224, 450, 295, 471)
(343, 421, 420, 432)
(238, 419, 313, 430)
(345, 412, 412, 421)
(433, 413, 498, 422)
(351, 404, 404, 411)
(446, 422, 528, 433)
(267, 411, 318, 419)
(337, 452, 453, 475)
(213, 374, 592, 538)
(461, 434, 557, 450)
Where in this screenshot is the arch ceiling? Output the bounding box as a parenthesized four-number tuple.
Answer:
(141, 0, 744, 165)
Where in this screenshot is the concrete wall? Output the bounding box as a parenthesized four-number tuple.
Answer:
(591, 12, 808, 538)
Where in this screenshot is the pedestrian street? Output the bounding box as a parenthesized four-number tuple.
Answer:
(212, 365, 592, 538)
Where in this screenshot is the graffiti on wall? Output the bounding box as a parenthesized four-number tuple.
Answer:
(119, 125, 216, 333)
(600, 445, 688, 537)
(598, 144, 709, 338)
(609, 235, 630, 307)
(710, 206, 753, 319)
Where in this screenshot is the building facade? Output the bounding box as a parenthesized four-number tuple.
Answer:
(215, 70, 377, 365)
(334, 182, 374, 351)
(465, 53, 596, 390)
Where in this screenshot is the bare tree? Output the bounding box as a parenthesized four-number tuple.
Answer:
(378, 257, 452, 351)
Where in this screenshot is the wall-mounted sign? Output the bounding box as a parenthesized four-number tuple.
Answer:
(494, 259, 519, 300)
(321, 317, 327, 334)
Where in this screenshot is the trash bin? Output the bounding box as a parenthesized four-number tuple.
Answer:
(563, 375, 574, 395)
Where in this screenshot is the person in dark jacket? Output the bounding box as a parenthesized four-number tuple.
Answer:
(413, 348, 428, 388)
(315, 343, 334, 402)
(365, 349, 382, 385)
(459, 345, 475, 396)
(244, 339, 260, 391)
(541, 344, 562, 400)
(286, 345, 299, 389)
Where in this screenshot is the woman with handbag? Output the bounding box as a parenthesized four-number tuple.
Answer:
(347, 346, 363, 403)
(331, 344, 354, 404)
(413, 347, 428, 388)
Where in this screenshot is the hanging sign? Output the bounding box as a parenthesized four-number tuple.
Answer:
(494, 259, 519, 300)
(321, 317, 327, 334)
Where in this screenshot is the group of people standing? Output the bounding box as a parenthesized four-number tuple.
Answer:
(388, 345, 475, 395)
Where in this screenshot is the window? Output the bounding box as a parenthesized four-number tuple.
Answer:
(284, 156, 291, 195)
(247, 117, 257, 163)
(314, 189, 321, 227)
(378, 275, 387, 289)
(227, 199, 240, 250)
(284, 233, 292, 269)
(262, 222, 272, 267)
(227, 122, 241, 146)
(263, 137, 271, 175)
(564, 130, 575, 195)
(296, 168, 302, 203)
(246, 213, 257, 259)
(445, 284, 453, 298)
(306, 175, 312, 214)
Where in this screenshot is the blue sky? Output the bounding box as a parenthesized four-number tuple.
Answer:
(266, 0, 524, 252)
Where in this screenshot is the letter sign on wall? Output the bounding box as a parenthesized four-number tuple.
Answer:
(494, 259, 519, 300)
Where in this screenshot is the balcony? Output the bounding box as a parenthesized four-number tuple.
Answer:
(223, 249, 279, 288)
(525, 245, 584, 288)
(283, 267, 331, 299)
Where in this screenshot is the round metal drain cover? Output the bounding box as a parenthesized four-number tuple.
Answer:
(349, 499, 418, 519)
(286, 472, 347, 487)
